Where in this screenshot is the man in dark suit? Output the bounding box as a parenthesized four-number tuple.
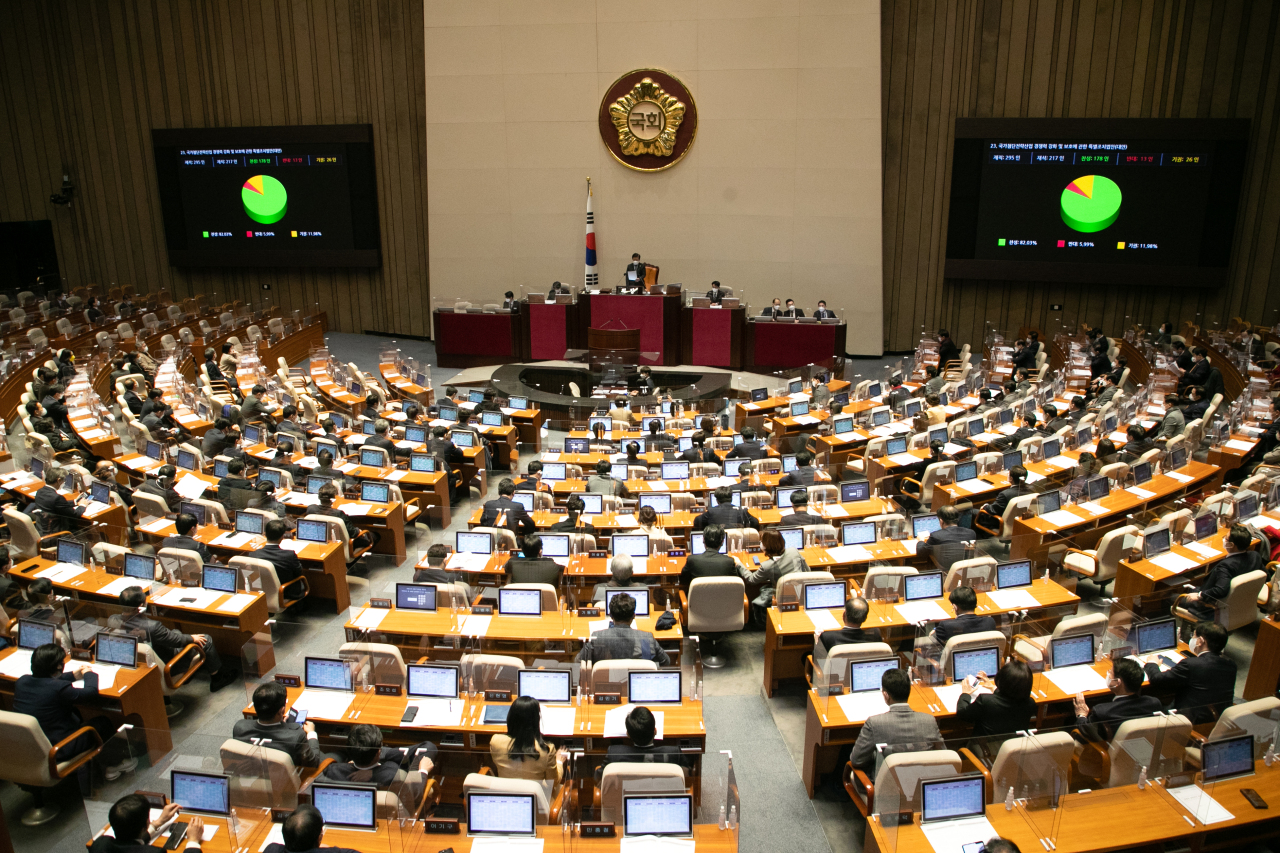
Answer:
(502, 290, 519, 311)
(512, 460, 547, 493)
(955, 660, 1037, 741)
(364, 419, 404, 461)
(305, 483, 379, 551)
(813, 300, 836, 320)
(201, 417, 240, 458)
(778, 450, 819, 488)
(630, 366, 656, 396)
(548, 495, 595, 537)
(726, 426, 767, 460)
(680, 525, 739, 588)
(818, 597, 883, 651)
(27, 400, 81, 454)
(980, 466, 1033, 529)
(323, 723, 436, 791)
(412, 543, 473, 600)
(360, 394, 381, 422)
(575, 593, 670, 665)
(240, 384, 273, 428)
(729, 461, 755, 493)
(680, 431, 718, 464)
(216, 458, 254, 503)
(137, 464, 181, 512)
(1042, 403, 1071, 434)
(318, 418, 347, 457)
(992, 414, 1041, 452)
(41, 384, 73, 432)
(161, 513, 212, 564)
(1171, 340, 1193, 372)
(692, 486, 760, 531)
(14, 643, 117, 765)
(139, 388, 165, 420)
(885, 377, 913, 410)
(932, 586, 997, 647)
(427, 426, 467, 502)
(26, 465, 88, 533)
(276, 405, 309, 442)
(1144, 620, 1236, 724)
(119, 586, 236, 693)
(479, 478, 537, 538)
(1177, 347, 1212, 393)
(263, 805, 363, 853)
(233, 681, 324, 767)
(1011, 339, 1036, 370)
(250, 518, 306, 602)
(1074, 658, 1164, 741)
(505, 533, 562, 586)
(705, 281, 727, 303)
(761, 298, 783, 319)
(624, 254, 646, 287)
(851, 669, 944, 771)
(1183, 524, 1264, 620)
(91, 795, 196, 853)
(781, 299, 804, 319)
(266, 440, 307, 486)
(916, 505, 976, 572)
(936, 330, 960, 369)
(122, 379, 145, 417)
(1089, 342, 1112, 380)
(782, 490, 824, 526)
(605, 706, 693, 768)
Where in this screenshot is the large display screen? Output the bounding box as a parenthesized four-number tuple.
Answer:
(153, 125, 380, 267)
(945, 119, 1249, 286)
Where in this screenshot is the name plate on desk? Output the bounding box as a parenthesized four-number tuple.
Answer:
(581, 823, 616, 838)
(779, 603, 799, 613)
(70, 648, 91, 661)
(368, 598, 392, 609)
(747, 546, 763, 553)
(275, 674, 301, 688)
(589, 550, 608, 559)
(104, 564, 123, 576)
(594, 692, 621, 705)
(272, 809, 292, 823)
(485, 689, 511, 702)
(883, 812, 914, 827)
(471, 604, 494, 615)
(425, 818, 460, 834)
(667, 549, 686, 558)
(375, 683, 402, 696)
(577, 607, 601, 617)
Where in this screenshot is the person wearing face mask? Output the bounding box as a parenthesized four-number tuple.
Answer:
(760, 298, 782, 319)
(1142, 621, 1236, 724)
(1177, 346, 1211, 393)
(1181, 524, 1263, 620)
(781, 298, 804, 319)
(1072, 658, 1163, 742)
(93, 460, 134, 507)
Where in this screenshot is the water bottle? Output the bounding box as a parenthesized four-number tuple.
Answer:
(728, 805, 737, 829)
(718, 805, 727, 830)
(1137, 765, 1148, 789)
(1004, 784, 1015, 811)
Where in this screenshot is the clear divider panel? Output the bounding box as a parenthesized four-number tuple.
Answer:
(1009, 729, 1069, 846)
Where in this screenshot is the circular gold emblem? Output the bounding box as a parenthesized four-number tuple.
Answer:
(599, 69, 697, 172)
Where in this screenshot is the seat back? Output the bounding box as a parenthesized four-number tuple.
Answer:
(190, 497, 228, 525)
(0, 710, 62, 787)
(1206, 697, 1280, 754)
(687, 577, 746, 633)
(1094, 525, 1141, 583)
(505, 582, 558, 612)
(821, 643, 895, 683)
(863, 566, 918, 600)
(229, 556, 288, 613)
(473, 525, 518, 553)
(158, 547, 204, 585)
(1217, 569, 1268, 632)
(599, 763, 685, 823)
(776, 571, 837, 606)
(917, 461, 956, 507)
(463, 773, 550, 818)
(987, 733, 1076, 802)
(1108, 714, 1192, 787)
(938, 631, 1007, 677)
(132, 491, 171, 520)
(943, 556, 996, 592)
(219, 737, 301, 810)
(460, 653, 524, 695)
(339, 642, 407, 688)
(3, 509, 43, 560)
(871, 751, 962, 813)
(589, 658, 658, 695)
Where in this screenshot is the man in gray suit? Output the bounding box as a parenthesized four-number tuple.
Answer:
(850, 669, 943, 772)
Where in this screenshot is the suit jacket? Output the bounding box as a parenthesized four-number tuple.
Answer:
(851, 704, 945, 769)
(305, 505, 359, 540)
(705, 288, 726, 303)
(277, 420, 309, 441)
(240, 395, 271, 425)
(917, 526, 976, 571)
(1077, 693, 1164, 741)
(1144, 651, 1236, 724)
(680, 447, 718, 464)
(506, 558, 562, 586)
(1090, 353, 1112, 379)
(1012, 346, 1036, 370)
(625, 262, 646, 283)
(680, 552, 739, 588)
(782, 307, 805, 318)
(250, 543, 305, 599)
(124, 391, 144, 416)
(321, 745, 431, 788)
(738, 548, 808, 605)
(778, 467, 818, 488)
(606, 742, 694, 769)
(956, 691, 1037, 739)
(986, 483, 1033, 520)
(426, 438, 465, 468)
(813, 308, 836, 320)
(726, 440, 767, 460)
(365, 434, 403, 460)
(14, 671, 100, 747)
(576, 624, 670, 665)
(693, 503, 759, 531)
(1179, 359, 1210, 390)
(161, 534, 212, 564)
(1198, 550, 1265, 603)
(231, 718, 322, 767)
(30, 484, 84, 532)
(933, 612, 998, 647)
(123, 612, 195, 662)
(138, 479, 181, 512)
(90, 837, 155, 853)
(818, 625, 883, 652)
(478, 497, 537, 536)
(780, 510, 825, 527)
(938, 339, 961, 368)
(201, 427, 236, 458)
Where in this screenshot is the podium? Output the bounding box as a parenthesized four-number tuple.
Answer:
(588, 326, 640, 352)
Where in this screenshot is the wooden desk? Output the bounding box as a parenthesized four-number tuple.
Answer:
(1245, 615, 1280, 700)
(1207, 432, 1261, 472)
(0, 646, 172, 762)
(379, 361, 434, 408)
(509, 406, 545, 452)
(90, 809, 265, 853)
(1113, 527, 1231, 599)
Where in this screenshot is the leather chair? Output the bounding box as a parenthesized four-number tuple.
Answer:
(681, 577, 746, 668)
(0, 709, 104, 825)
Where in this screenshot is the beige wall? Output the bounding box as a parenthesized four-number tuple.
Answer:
(425, 0, 883, 355)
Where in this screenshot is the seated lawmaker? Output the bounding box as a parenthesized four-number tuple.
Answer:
(413, 543, 473, 600)
(817, 597, 882, 651)
(490, 696, 568, 781)
(305, 482, 379, 552)
(782, 490, 824, 526)
(738, 528, 809, 609)
(693, 486, 759, 531)
(264, 805, 363, 853)
(916, 505, 975, 572)
(760, 299, 782, 319)
(1073, 658, 1162, 742)
(932, 586, 996, 647)
(161, 513, 212, 564)
(705, 281, 727, 303)
(505, 533, 562, 586)
(781, 298, 804, 318)
(681, 431, 718, 464)
(575, 592, 670, 665)
(680, 525, 739, 587)
(726, 426, 767, 460)
(1143, 620, 1236, 724)
(1181, 524, 1263, 620)
(813, 300, 836, 320)
(91, 796, 196, 853)
(955, 660, 1036, 741)
(778, 450, 819, 487)
(606, 706, 693, 768)
(322, 723, 435, 787)
(233, 681, 324, 767)
(851, 669, 944, 772)
(592, 554, 648, 602)
(118, 586, 237, 693)
(250, 518, 306, 603)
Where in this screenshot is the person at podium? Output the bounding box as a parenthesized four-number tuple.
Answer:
(629, 366, 656, 396)
(502, 290, 519, 311)
(706, 281, 727, 304)
(782, 298, 804, 318)
(547, 280, 569, 301)
(624, 252, 647, 291)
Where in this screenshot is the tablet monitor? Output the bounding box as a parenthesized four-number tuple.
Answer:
(95, 632, 137, 668)
(407, 664, 459, 698)
(611, 463, 630, 480)
(330, 412, 346, 430)
(469, 390, 485, 404)
(18, 620, 55, 651)
(1035, 490, 1061, 515)
(451, 431, 476, 449)
(1134, 618, 1178, 655)
(56, 539, 85, 566)
(257, 468, 282, 488)
(404, 425, 427, 444)
(904, 572, 944, 601)
(999, 408, 1015, 425)
(775, 488, 799, 509)
(789, 379, 804, 394)
(310, 783, 376, 830)
(750, 388, 769, 402)
(361, 481, 390, 503)
(866, 382, 883, 398)
(361, 420, 377, 436)
(296, 519, 329, 543)
(872, 409, 891, 427)
(174, 448, 197, 472)
(171, 771, 230, 816)
(645, 417, 665, 433)
(995, 560, 1032, 589)
(604, 587, 650, 615)
(920, 775, 985, 823)
(790, 401, 809, 418)
(305, 656, 353, 691)
(1203, 734, 1256, 782)
(1075, 425, 1093, 445)
(639, 493, 672, 513)
(833, 417, 854, 435)
(409, 453, 436, 472)
(1002, 450, 1023, 471)
(456, 531, 493, 554)
(509, 396, 529, 410)
(540, 534, 571, 559)
(564, 438, 590, 454)
(498, 588, 542, 616)
(179, 502, 207, 525)
(482, 705, 510, 725)
(202, 564, 238, 594)
(730, 491, 742, 508)
(1042, 438, 1061, 459)
(124, 553, 156, 581)
(91, 481, 111, 505)
(903, 400, 922, 418)
(212, 458, 229, 479)
(886, 437, 908, 455)
(541, 462, 567, 481)
(588, 416, 612, 434)
(660, 461, 689, 480)
(677, 436, 693, 452)
(1086, 476, 1110, 501)
(612, 534, 649, 557)
(438, 407, 459, 423)
(782, 454, 798, 473)
(840, 481, 869, 503)
(1168, 446, 1188, 469)
(510, 491, 534, 512)
(1193, 512, 1218, 540)
(803, 581, 845, 610)
(467, 793, 536, 837)
(1236, 490, 1260, 521)
(579, 493, 603, 515)
(628, 670, 682, 703)
(954, 461, 978, 483)
(1131, 461, 1153, 486)
(967, 418, 983, 437)
(848, 658, 899, 692)
(1104, 414, 1119, 434)
(779, 527, 804, 551)
(689, 532, 727, 554)
(1142, 525, 1172, 558)
(723, 458, 747, 477)
(951, 647, 1000, 682)
(841, 521, 876, 546)
(395, 583, 437, 612)
(517, 669, 571, 704)
(243, 425, 262, 444)
(1049, 634, 1094, 669)
(911, 514, 941, 538)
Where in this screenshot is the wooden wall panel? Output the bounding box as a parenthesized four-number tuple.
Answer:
(883, 0, 1280, 352)
(0, 0, 428, 337)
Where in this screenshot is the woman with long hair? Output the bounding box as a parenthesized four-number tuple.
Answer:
(489, 696, 567, 780)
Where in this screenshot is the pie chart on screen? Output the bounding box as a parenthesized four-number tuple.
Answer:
(242, 175, 288, 225)
(1060, 175, 1121, 232)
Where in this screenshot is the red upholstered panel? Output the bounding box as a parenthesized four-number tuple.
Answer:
(528, 303, 568, 361)
(690, 308, 734, 367)
(434, 312, 514, 357)
(589, 295, 665, 364)
(753, 322, 837, 368)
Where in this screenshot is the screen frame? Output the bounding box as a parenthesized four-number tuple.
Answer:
(170, 770, 231, 816)
(622, 793, 694, 838)
(467, 792, 538, 837)
(309, 782, 378, 830)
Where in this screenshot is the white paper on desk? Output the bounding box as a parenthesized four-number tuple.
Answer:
(0, 650, 34, 678)
(1024, 471, 1046, 485)
(793, 415, 820, 426)
(405, 698, 465, 728)
(256, 447, 279, 460)
(540, 705, 577, 736)
(393, 440, 416, 450)
(887, 452, 919, 466)
(83, 500, 111, 517)
(336, 462, 359, 473)
(460, 615, 491, 637)
(703, 476, 736, 489)
(500, 407, 520, 416)
(200, 824, 218, 842)
(1043, 454, 1076, 469)
(1077, 501, 1107, 515)
(605, 704, 664, 740)
(899, 539, 919, 555)
(96, 576, 149, 597)
(619, 838, 694, 853)
(353, 607, 389, 629)
(871, 426, 896, 438)
(121, 456, 156, 471)
(985, 588, 1040, 610)
(37, 563, 86, 582)
(1170, 538, 1218, 560)
(212, 531, 253, 548)
(140, 518, 171, 534)
(154, 587, 224, 609)
(930, 682, 992, 714)
(1039, 509, 1084, 528)
(613, 513, 638, 527)
(1226, 439, 1256, 452)
(588, 619, 611, 635)
(386, 469, 409, 482)
(894, 600, 949, 623)
(1168, 784, 1235, 826)
(954, 478, 990, 494)
(278, 539, 308, 553)
(216, 593, 257, 614)
(176, 414, 201, 426)
(470, 838, 545, 853)
(822, 504, 850, 519)
(807, 610, 841, 632)
(1044, 666, 1108, 694)
(338, 503, 373, 516)
(80, 428, 109, 440)
(293, 689, 354, 721)
(825, 544, 872, 563)
(742, 402, 759, 411)
(76, 663, 119, 690)
(834, 690, 889, 722)
(1126, 486, 1157, 499)
(630, 557, 649, 575)
(1148, 552, 1200, 573)
(297, 456, 319, 468)
(787, 392, 808, 402)
(974, 432, 1002, 443)
(173, 476, 208, 500)
(919, 816, 998, 853)
(1166, 471, 1194, 483)
(446, 552, 491, 573)
(259, 823, 284, 852)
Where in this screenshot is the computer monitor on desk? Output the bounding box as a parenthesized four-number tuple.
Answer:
(467, 793, 537, 837)
(310, 783, 376, 831)
(623, 795, 693, 838)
